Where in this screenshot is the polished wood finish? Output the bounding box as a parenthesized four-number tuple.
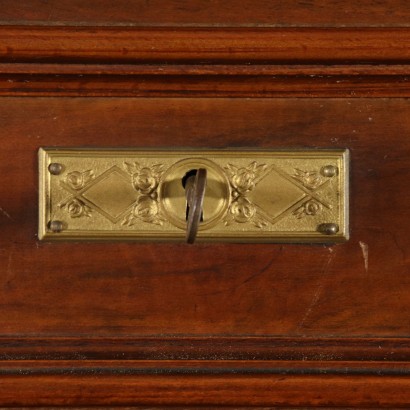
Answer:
(0, 363, 409, 407)
(1, 97, 410, 405)
(2, 26, 410, 98)
(3, 69, 410, 97)
(0, 0, 410, 407)
(2, 27, 410, 64)
(1, 0, 410, 27)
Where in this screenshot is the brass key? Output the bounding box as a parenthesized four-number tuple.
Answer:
(184, 168, 207, 244)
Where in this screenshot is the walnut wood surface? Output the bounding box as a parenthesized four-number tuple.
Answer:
(0, 372, 409, 407)
(0, 96, 410, 405)
(1, 2, 410, 406)
(0, 97, 408, 337)
(3, 71, 410, 98)
(2, 27, 410, 65)
(0, 0, 410, 27)
(1, 26, 410, 98)
(0, 368, 409, 407)
(2, 337, 410, 361)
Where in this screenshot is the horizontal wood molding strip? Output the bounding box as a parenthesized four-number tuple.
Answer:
(2, 27, 410, 64)
(0, 371, 409, 407)
(1, 359, 410, 376)
(1, 0, 410, 28)
(2, 63, 410, 76)
(2, 74, 410, 98)
(1, 337, 410, 361)
(2, 28, 410, 96)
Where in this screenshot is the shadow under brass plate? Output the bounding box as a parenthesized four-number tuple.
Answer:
(39, 148, 349, 243)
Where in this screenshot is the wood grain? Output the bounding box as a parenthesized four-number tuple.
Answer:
(0, 373, 408, 407)
(1, 361, 410, 406)
(0, 97, 409, 338)
(2, 73, 410, 97)
(1, 26, 410, 98)
(1, 27, 410, 64)
(1, 4, 410, 403)
(2, 63, 410, 98)
(1, 96, 409, 405)
(1, 0, 410, 27)
(1, 337, 410, 361)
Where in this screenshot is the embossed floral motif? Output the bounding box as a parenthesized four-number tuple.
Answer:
(124, 162, 163, 195)
(60, 170, 94, 219)
(292, 169, 323, 190)
(61, 198, 92, 218)
(122, 162, 165, 226)
(293, 199, 321, 219)
(223, 161, 269, 228)
(226, 196, 269, 228)
(229, 197, 256, 223)
(60, 163, 166, 226)
(226, 162, 267, 194)
(65, 170, 94, 190)
(122, 196, 164, 226)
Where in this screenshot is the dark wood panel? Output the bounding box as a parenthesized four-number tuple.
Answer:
(0, 97, 409, 338)
(1, 27, 410, 64)
(0, 0, 410, 27)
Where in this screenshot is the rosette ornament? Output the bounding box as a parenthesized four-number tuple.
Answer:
(122, 162, 165, 226)
(224, 161, 269, 228)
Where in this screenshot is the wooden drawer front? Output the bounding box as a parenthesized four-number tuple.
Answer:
(0, 96, 409, 339)
(1, 8, 410, 406)
(1, 97, 410, 407)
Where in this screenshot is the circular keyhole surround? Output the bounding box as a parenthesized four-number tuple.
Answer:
(159, 158, 230, 230)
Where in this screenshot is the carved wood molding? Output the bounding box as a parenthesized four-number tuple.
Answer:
(0, 369, 408, 407)
(1, 338, 409, 406)
(1, 27, 410, 64)
(1, 0, 410, 28)
(1, 66, 410, 98)
(1, 337, 410, 361)
(1, 27, 410, 97)
(1, 346, 410, 405)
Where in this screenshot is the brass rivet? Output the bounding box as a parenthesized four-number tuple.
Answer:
(49, 220, 64, 233)
(321, 165, 338, 177)
(48, 163, 63, 175)
(318, 223, 339, 235)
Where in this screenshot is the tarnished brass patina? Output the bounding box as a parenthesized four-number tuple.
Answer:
(39, 148, 349, 242)
(184, 168, 207, 244)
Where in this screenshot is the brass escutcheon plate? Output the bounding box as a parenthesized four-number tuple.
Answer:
(39, 148, 349, 242)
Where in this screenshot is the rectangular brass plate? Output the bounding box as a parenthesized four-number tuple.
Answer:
(39, 148, 349, 242)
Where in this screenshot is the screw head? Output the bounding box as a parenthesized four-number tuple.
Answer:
(318, 223, 339, 235)
(321, 165, 338, 177)
(48, 163, 63, 175)
(49, 220, 64, 233)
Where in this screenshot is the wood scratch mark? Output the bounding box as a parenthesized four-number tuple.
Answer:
(7, 251, 12, 275)
(196, 248, 282, 297)
(0, 206, 11, 220)
(388, 230, 406, 261)
(359, 241, 369, 272)
(5, 245, 14, 280)
(47, 1, 56, 22)
(298, 282, 325, 328)
(297, 248, 336, 331)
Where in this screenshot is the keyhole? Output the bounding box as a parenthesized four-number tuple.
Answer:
(182, 169, 204, 222)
